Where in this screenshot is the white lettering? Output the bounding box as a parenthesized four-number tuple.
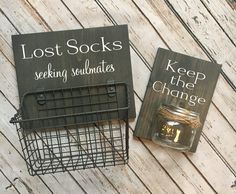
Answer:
(21, 44, 33, 59)
(67, 39, 79, 55)
(165, 59, 178, 72)
(34, 63, 67, 83)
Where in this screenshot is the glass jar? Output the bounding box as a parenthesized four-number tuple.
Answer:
(152, 104, 201, 151)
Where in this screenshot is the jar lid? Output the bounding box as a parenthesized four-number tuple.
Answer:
(161, 104, 199, 118)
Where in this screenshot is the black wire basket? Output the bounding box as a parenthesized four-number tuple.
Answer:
(10, 82, 129, 176)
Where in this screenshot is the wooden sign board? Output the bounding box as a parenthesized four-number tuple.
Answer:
(134, 48, 221, 152)
(12, 25, 135, 129)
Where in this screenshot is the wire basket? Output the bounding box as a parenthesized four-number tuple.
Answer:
(10, 82, 129, 176)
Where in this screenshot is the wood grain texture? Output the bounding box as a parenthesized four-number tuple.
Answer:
(0, 12, 15, 64)
(201, 0, 236, 44)
(140, 138, 216, 194)
(166, 0, 236, 86)
(0, 136, 52, 194)
(0, 0, 235, 193)
(226, 0, 236, 10)
(0, 170, 20, 194)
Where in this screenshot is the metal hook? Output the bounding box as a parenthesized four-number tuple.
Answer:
(107, 80, 116, 97)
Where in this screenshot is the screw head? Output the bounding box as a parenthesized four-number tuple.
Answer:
(37, 94, 46, 105)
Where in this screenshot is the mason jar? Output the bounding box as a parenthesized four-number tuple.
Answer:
(152, 104, 201, 151)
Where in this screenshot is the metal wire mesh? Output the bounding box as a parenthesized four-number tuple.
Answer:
(11, 83, 129, 175)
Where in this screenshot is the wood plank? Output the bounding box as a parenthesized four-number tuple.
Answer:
(72, 167, 150, 194)
(96, 0, 206, 59)
(0, 165, 40, 194)
(0, 0, 48, 33)
(142, 134, 236, 194)
(128, 130, 182, 193)
(92, 166, 150, 194)
(136, 140, 216, 194)
(0, 50, 19, 106)
(212, 76, 236, 128)
(226, 0, 236, 10)
(57, 171, 118, 194)
(26, 0, 82, 30)
(201, 0, 236, 44)
(0, 11, 15, 64)
(165, 0, 236, 86)
(0, 170, 19, 194)
(186, 136, 236, 194)
(0, 136, 51, 194)
(61, 0, 236, 193)
(204, 104, 236, 171)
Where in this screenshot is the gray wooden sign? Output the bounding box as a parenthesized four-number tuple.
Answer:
(134, 48, 221, 152)
(12, 25, 135, 128)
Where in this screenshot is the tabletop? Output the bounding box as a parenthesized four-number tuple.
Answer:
(0, 0, 236, 194)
